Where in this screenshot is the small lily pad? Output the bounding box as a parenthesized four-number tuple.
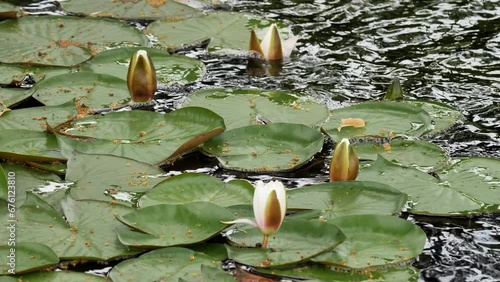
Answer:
(226, 220, 346, 267)
(0, 100, 77, 131)
(201, 123, 324, 172)
(32, 72, 130, 108)
(354, 139, 450, 171)
(321, 101, 433, 142)
(0, 243, 59, 275)
(313, 215, 426, 270)
(0, 129, 65, 162)
(406, 100, 463, 136)
(288, 181, 407, 219)
(148, 12, 295, 51)
(0, 16, 147, 66)
(0, 88, 33, 108)
(182, 88, 328, 130)
(65, 152, 165, 203)
(108, 247, 220, 282)
(54, 107, 225, 165)
(0, 193, 139, 260)
(117, 202, 235, 248)
(138, 173, 253, 208)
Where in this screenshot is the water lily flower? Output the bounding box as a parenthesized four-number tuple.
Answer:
(222, 180, 287, 248)
(329, 138, 359, 182)
(249, 24, 299, 62)
(127, 49, 157, 103)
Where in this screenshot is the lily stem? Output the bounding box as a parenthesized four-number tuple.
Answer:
(261, 235, 269, 249)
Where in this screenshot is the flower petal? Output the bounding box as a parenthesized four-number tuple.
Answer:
(260, 24, 283, 61)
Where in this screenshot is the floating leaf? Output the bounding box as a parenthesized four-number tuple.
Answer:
(148, 12, 295, 51)
(321, 101, 433, 142)
(139, 173, 253, 208)
(261, 263, 420, 281)
(0, 165, 7, 200)
(354, 139, 450, 171)
(0, 16, 147, 66)
(0, 129, 65, 162)
(65, 152, 165, 203)
(0, 100, 77, 131)
(60, 0, 201, 19)
(0, 163, 63, 206)
(357, 155, 500, 215)
(0, 88, 33, 108)
(82, 47, 205, 85)
(226, 220, 345, 267)
(406, 100, 463, 135)
(109, 247, 219, 282)
(117, 202, 234, 248)
(54, 107, 225, 165)
(32, 72, 130, 108)
(182, 88, 328, 130)
(337, 118, 366, 132)
(313, 215, 426, 270)
(0, 243, 59, 275)
(201, 123, 324, 172)
(288, 181, 407, 218)
(0, 193, 139, 260)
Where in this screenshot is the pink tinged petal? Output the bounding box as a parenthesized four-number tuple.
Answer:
(127, 50, 157, 103)
(220, 218, 258, 227)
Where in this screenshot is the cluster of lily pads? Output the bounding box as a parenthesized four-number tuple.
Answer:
(0, 1, 499, 281)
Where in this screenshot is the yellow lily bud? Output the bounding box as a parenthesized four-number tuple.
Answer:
(127, 50, 157, 103)
(248, 23, 299, 63)
(329, 138, 359, 182)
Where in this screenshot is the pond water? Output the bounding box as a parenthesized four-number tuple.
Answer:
(17, 0, 500, 281)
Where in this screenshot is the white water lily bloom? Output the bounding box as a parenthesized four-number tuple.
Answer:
(222, 180, 287, 247)
(329, 138, 359, 182)
(127, 49, 157, 103)
(249, 24, 299, 62)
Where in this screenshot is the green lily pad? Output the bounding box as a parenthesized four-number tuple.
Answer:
(60, 0, 202, 19)
(1, 272, 106, 281)
(182, 88, 329, 130)
(32, 72, 130, 108)
(354, 140, 450, 171)
(201, 123, 324, 172)
(0, 100, 77, 131)
(0, 16, 147, 66)
(406, 100, 464, 135)
(0, 129, 65, 162)
(117, 202, 234, 248)
(226, 220, 346, 267)
(138, 173, 253, 208)
(261, 264, 419, 281)
(358, 156, 500, 215)
(0, 193, 139, 260)
(198, 264, 237, 282)
(65, 152, 165, 203)
(0, 163, 63, 206)
(313, 215, 426, 270)
(0, 243, 59, 275)
(0, 88, 32, 108)
(0, 64, 70, 85)
(0, 165, 6, 200)
(54, 107, 225, 165)
(82, 47, 205, 85)
(148, 12, 295, 51)
(321, 101, 433, 142)
(108, 247, 220, 282)
(288, 181, 407, 219)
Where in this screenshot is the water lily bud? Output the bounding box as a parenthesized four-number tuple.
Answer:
(127, 50, 157, 103)
(253, 180, 287, 236)
(249, 29, 265, 58)
(329, 138, 359, 182)
(260, 24, 283, 62)
(384, 78, 403, 100)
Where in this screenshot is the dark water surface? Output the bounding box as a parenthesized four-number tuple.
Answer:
(19, 0, 500, 281)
